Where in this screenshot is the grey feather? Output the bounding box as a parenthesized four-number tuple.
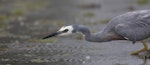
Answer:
(112, 10, 150, 43)
(115, 22, 150, 43)
(74, 10, 150, 43)
(44, 10, 150, 44)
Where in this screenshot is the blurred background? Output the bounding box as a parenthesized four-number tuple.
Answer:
(0, 0, 150, 65)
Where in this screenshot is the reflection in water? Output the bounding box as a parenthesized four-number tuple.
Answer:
(138, 50, 150, 65)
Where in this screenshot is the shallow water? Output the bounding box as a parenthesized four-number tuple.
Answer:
(0, 0, 150, 65)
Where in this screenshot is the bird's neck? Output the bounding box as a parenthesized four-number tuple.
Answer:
(77, 25, 111, 42)
(85, 32, 112, 42)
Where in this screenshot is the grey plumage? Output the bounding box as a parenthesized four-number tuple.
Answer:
(72, 10, 150, 43)
(42, 10, 150, 55)
(72, 25, 112, 42)
(43, 10, 150, 43)
(112, 10, 150, 43)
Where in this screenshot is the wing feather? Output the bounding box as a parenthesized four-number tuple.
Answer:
(115, 19, 150, 43)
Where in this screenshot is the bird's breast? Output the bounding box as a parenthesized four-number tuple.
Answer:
(108, 33, 126, 40)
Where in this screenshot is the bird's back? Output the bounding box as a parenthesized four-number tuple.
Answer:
(102, 10, 150, 41)
(104, 10, 150, 32)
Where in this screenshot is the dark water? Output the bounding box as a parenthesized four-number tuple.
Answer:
(0, 0, 150, 65)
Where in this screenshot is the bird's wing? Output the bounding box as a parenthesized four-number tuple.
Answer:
(115, 18, 150, 43)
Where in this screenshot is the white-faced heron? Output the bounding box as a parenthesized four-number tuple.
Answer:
(43, 10, 150, 55)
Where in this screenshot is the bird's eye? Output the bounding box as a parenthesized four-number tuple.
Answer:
(63, 29, 69, 32)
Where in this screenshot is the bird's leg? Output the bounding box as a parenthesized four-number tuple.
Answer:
(131, 40, 148, 55)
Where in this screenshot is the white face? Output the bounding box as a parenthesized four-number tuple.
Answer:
(58, 25, 74, 36)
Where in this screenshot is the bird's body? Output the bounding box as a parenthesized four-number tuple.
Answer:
(92, 10, 150, 43)
(43, 10, 150, 55)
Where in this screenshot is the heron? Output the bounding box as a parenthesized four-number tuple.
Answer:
(42, 10, 150, 55)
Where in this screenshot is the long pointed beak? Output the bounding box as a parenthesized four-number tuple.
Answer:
(42, 31, 62, 39)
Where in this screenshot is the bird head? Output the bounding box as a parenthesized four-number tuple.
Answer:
(42, 25, 76, 39)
